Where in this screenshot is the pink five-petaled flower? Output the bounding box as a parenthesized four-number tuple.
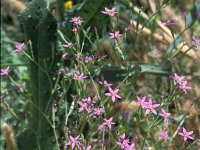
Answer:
(136, 96, 147, 108)
(98, 124, 106, 132)
(178, 80, 191, 93)
(103, 117, 115, 129)
(78, 101, 90, 113)
(116, 133, 130, 149)
(178, 127, 194, 141)
(66, 135, 80, 149)
(1, 67, 11, 76)
(172, 73, 185, 83)
(99, 80, 112, 88)
(159, 109, 171, 123)
(14, 43, 25, 53)
(105, 87, 121, 102)
(82, 97, 95, 107)
(70, 16, 84, 26)
(63, 42, 75, 48)
(73, 72, 87, 80)
(159, 131, 170, 141)
(93, 107, 104, 118)
(101, 7, 117, 16)
(143, 98, 160, 115)
(109, 31, 122, 39)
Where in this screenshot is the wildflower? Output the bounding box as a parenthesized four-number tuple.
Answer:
(178, 80, 191, 93)
(101, 7, 117, 16)
(85, 55, 94, 63)
(78, 101, 90, 112)
(159, 109, 171, 123)
(66, 135, 81, 149)
(64, 1, 73, 10)
(172, 73, 191, 93)
(178, 127, 194, 141)
(98, 124, 106, 132)
(1, 67, 11, 76)
(127, 143, 136, 150)
(161, 19, 176, 26)
(93, 107, 104, 118)
(109, 31, 122, 39)
(73, 72, 87, 80)
(116, 133, 130, 149)
(61, 53, 68, 60)
(136, 96, 147, 108)
(103, 117, 115, 129)
(99, 80, 112, 87)
(172, 73, 185, 83)
(159, 131, 170, 141)
(86, 145, 92, 150)
(63, 42, 75, 48)
(143, 98, 160, 115)
(105, 87, 121, 102)
(192, 36, 200, 47)
(14, 43, 25, 53)
(70, 16, 84, 26)
(82, 97, 95, 107)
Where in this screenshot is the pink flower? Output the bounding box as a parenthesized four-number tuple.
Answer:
(99, 80, 112, 87)
(178, 81, 191, 93)
(143, 98, 160, 115)
(70, 16, 84, 26)
(109, 31, 122, 39)
(85, 55, 94, 63)
(73, 72, 87, 80)
(159, 131, 170, 141)
(178, 127, 194, 141)
(98, 124, 106, 132)
(101, 7, 117, 16)
(86, 145, 92, 150)
(136, 96, 147, 108)
(1, 67, 11, 76)
(172, 73, 191, 93)
(105, 87, 121, 102)
(192, 36, 200, 46)
(116, 133, 130, 149)
(172, 73, 185, 83)
(63, 42, 75, 48)
(14, 43, 25, 53)
(103, 117, 115, 129)
(82, 97, 95, 107)
(66, 135, 80, 149)
(93, 107, 104, 118)
(159, 109, 171, 123)
(78, 101, 90, 112)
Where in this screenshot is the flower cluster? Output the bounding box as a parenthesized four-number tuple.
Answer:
(136, 96, 160, 115)
(116, 133, 135, 150)
(78, 97, 104, 118)
(172, 73, 191, 93)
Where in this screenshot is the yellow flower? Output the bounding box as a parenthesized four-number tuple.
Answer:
(64, 1, 73, 10)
